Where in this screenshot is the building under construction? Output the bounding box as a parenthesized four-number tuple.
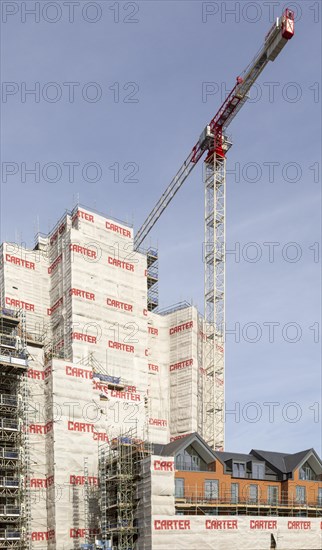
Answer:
(98, 429, 152, 549)
(0, 204, 210, 547)
(1, 6, 321, 550)
(98, 431, 322, 550)
(0, 308, 29, 548)
(0, 203, 321, 549)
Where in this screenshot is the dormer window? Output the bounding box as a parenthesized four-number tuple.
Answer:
(232, 462, 246, 478)
(299, 461, 317, 481)
(252, 462, 265, 479)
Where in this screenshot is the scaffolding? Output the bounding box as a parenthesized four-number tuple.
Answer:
(81, 457, 100, 550)
(175, 489, 322, 518)
(146, 248, 158, 312)
(203, 139, 231, 452)
(98, 428, 152, 550)
(0, 307, 30, 549)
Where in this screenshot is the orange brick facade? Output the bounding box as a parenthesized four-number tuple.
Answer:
(175, 460, 322, 506)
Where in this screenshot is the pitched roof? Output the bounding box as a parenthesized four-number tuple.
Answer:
(156, 432, 217, 463)
(284, 449, 313, 472)
(152, 432, 322, 476)
(251, 448, 318, 474)
(214, 451, 257, 464)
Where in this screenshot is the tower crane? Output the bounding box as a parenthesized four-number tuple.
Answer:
(134, 9, 295, 450)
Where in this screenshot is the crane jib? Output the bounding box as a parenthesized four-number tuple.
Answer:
(134, 7, 294, 248)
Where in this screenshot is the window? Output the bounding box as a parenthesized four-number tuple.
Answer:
(252, 462, 265, 480)
(249, 484, 258, 503)
(175, 446, 207, 472)
(233, 462, 246, 478)
(175, 478, 184, 498)
(231, 483, 239, 504)
(318, 488, 322, 506)
(299, 462, 317, 481)
(268, 486, 278, 505)
(296, 486, 306, 504)
(205, 479, 219, 500)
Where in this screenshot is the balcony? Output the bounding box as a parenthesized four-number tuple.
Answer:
(0, 449, 19, 460)
(0, 529, 21, 540)
(175, 490, 322, 516)
(0, 395, 18, 408)
(0, 353, 27, 371)
(0, 505, 20, 516)
(0, 419, 19, 431)
(0, 477, 20, 488)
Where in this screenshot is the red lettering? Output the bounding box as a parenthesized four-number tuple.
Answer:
(107, 256, 134, 272)
(47, 296, 63, 316)
(70, 475, 98, 486)
(68, 421, 94, 433)
(29, 422, 53, 435)
(70, 288, 95, 301)
(110, 390, 140, 402)
(105, 221, 131, 238)
(106, 298, 133, 311)
(170, 433, 191, 442)
(5, 297, 35, 312)
(154, 520, 190, 530)
(30, 476, 54, 489)
(169, 359, 193, 372)
(205, 520, 238, 530)
(65, 366, 93, 379)
(169, 321, 193, 335)
(48, 253, 62, 274)
(69, 244, 97, 259)
(148, 363, 159, 372)
(154, 460, 174, 471)
(72, 210, 95, 223)
(250, 520, 277, 529)
(5, 254, 35, 270)
(149, 418, 167, 427)
(288, 521, 311, 530)
(93, 431, 109, 442)
(71, 332, 97, 344)
(28, 368, 44, 380)
(50, 223, 66, 244)
(108, 341, 134, 353)
(31, 531, 55, 541)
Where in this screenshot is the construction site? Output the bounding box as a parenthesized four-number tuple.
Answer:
(1, 6, 321, 550)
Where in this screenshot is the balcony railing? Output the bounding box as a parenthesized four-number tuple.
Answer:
(0, 353, 28, 367)
(0, 477, 20, 488)
(0, 448, 19, 460)
(175, 491, 322, 509)
(0, 419, 19, 431)
(0, 529, 21, 540)
(0, 395, 18, 407)
(0, 505, 20, 516)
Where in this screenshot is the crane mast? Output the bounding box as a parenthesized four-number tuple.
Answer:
(135, 9, 294, 450)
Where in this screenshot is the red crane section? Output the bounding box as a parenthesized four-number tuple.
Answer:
(134, 8, 294, 250)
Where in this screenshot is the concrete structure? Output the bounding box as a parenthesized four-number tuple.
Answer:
(1, 206, 320, 550)
(0, 206, 209, 548)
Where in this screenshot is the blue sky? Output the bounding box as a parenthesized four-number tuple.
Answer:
(1, 1, 321, 454)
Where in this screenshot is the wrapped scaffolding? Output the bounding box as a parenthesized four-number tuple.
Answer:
(146, 248, 158, 312)
(98, 429, 152, 549)
(0, 307, 30, 549)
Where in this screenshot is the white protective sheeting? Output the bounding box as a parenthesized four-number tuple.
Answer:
(0, 207, 212, 548)
(152, 515, 322, 549)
